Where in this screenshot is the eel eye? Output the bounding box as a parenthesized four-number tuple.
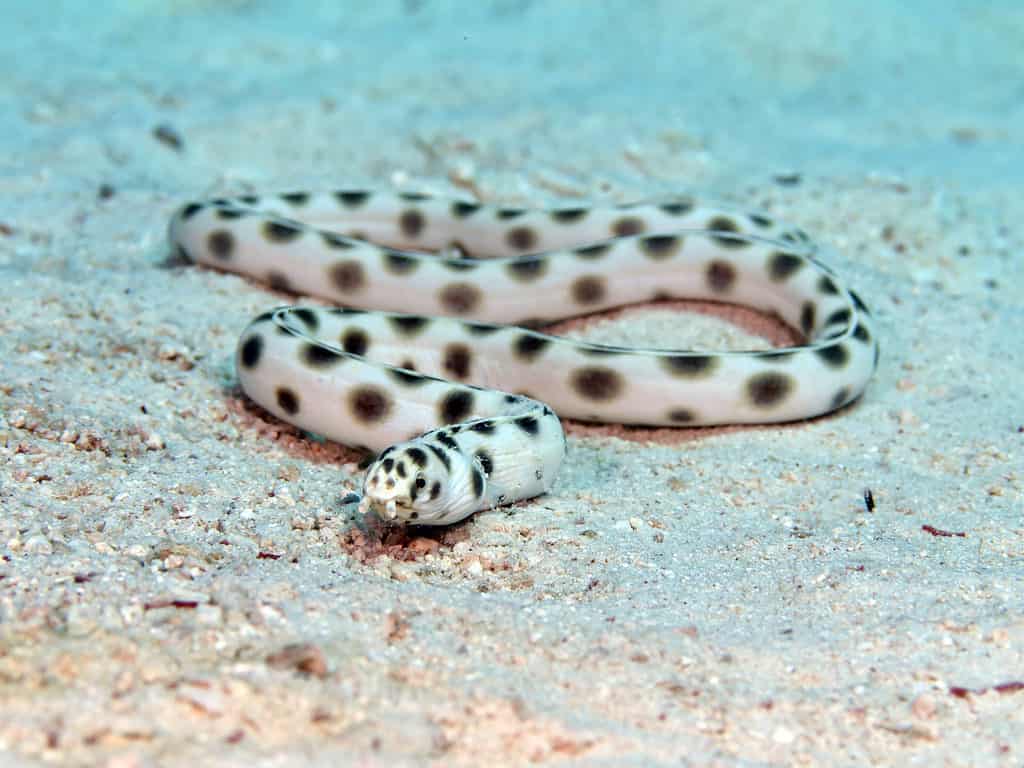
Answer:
(415, 475, 427, 489)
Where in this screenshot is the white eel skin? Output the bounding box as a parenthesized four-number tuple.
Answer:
(168, 189, 879, 525)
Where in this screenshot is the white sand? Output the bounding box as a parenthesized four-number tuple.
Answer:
(1, 1, 1021, 765)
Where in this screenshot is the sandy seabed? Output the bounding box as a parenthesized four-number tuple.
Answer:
(1, 2, 1021, 766)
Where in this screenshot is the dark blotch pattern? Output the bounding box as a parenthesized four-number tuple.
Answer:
(612, 217, 645, 237)
(747, 372, 794, 408)
(384, 250, 419, 275)
(571, 275, 606, 305)
(830, 387, 851, 410)
(815, 343, 850, 368)
(641, 235, 681, 260)
(292, 308, 318, 331)
(275, 321, 301, 339)
(471, 466, 485, 498)
(387, 368, 430, 387)
(302, 342, 345, 368)
(476, 450, 493, 476)
(348, 386, 392, 423)
(800, 302, 817, 337)
(407, 447, 428, 468)
(399, 209, 425, 238)
(506, 255, 548, 282)
(442, 258, 480, 272)
(515, 415, 539, 435)
(513, 334, 551, 362)
(574, 243, 611, 260)
(439, 389, 475, 424)
(825, 308, 853, 328)
(281, 192, 309, 206)
(239, 335, 263, 369)
(506, 226, 538, 252)
(452, 201, 480, 218)
(667, 408, 696, 423)
(570, 366, 624, 402)
(443, 343, 472, 379)
(768, 251, 804, 281)
(267, 271, 292, 292)
(661, 355, 717, 378)
(321, 232, 354, 249)
(329, 260, 366, 293)
(439, 283, 482, 314)
(435, 431, 459, 450)
(208, 230, 234, 260)
(342, 328, 368, 356)
(708, 216, 749, 248)
(470, 420, 495, 434)
(819, 276, 839, 295)
(464, 321, 501, 335)
(390, 315, 430, 336)
(659, 200, 694, 216)
(263, 220, 303, 243)
(552, 208, 588, 223)
(706, 260, 737, 293)
(335, 190, 370, 207)
(276, 387, 299, 415)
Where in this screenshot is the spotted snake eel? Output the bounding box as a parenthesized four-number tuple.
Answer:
(168, 189, 878, 525)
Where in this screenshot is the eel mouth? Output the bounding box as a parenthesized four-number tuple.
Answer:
(358, 493, 414, 523)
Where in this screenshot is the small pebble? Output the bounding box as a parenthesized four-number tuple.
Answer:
(911, 693, 937, 719)
(408, 537, 439, 556)
(106, 754, 153, 768)
(24, 534, 53, 555)
(772, 725, 796, 744)
(152, 123, 184, 151)
(125, 543, 150, 559)
(897, 409, 919, 426)
(266, 642, 328, 679)
(163, 554, 185, 569)
(291, 514, 314, 530)
(388, 562, 415, 582)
